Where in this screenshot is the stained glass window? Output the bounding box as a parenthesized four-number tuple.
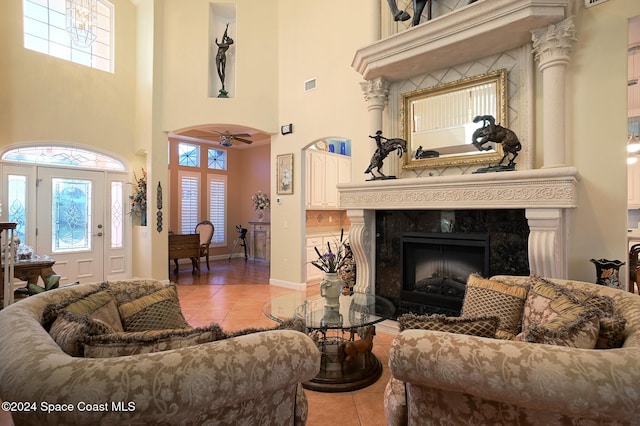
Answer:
(178, 143, 200, 167)
(52, 178, 91, 252)
(111, 181, 123, 248)
(7, 175, 27, 243)
(208, 148, 226, 170)
(22, 0, 114, 73)
(2, 145, 124, 170)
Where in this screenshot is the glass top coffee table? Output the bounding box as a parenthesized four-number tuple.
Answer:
(263, 291, 395, 392)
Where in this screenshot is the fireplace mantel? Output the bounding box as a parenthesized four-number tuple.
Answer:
(339, 167, 578, 211)
(352, 0, 569, 81)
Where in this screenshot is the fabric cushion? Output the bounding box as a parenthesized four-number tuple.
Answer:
(461, 274, 529, 339)
(82, 323, 226, 357)
(398, 313, 499, 338)
(571, 289, 627, 349)
(41, 283, 110, 329)
(519, 277, 601, 349)
(64, 290, 124, 332)
(226, 318, 307, 338)
(117, 285, 189, 332)
(517, 312, 600, 348)
(49, 311, 116, 356)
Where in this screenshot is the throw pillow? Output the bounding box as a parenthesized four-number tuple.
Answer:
(49, 311, 116, 357)
(82, 323, 226, 358)
(571, 289, 627, 349)
(461, 274, 529, 339)
(517, 311, 600, 349)
(41, 283, 110, 329)
(64, 290, 124, 332)
(117, 285, 189, 332)
(520, 277, 601, 349)
(398, 313, 499, 338)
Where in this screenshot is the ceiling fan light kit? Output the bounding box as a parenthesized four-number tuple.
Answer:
(212, 130, 253, 146)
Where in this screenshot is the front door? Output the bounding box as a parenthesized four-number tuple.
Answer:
(36, 167, 105, 284)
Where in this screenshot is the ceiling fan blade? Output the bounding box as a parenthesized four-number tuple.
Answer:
(233, 133, 251, 138)
(233, 137, 253, 144)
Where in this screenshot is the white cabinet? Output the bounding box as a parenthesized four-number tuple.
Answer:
(305, 233, 342, 284)
(629, 162, 640, 208)
(305, 150, 351, 209)
(249, 222, 270, 263)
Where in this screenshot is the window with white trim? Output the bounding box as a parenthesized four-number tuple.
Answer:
(22, 0, 114, 73)
(179, 171, 199, 234)
(178, 143, 200, 168)
(208, 175, 226, 245)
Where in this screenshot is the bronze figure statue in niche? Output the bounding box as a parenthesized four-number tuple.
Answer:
(365, 130, 407, 180)
(471, 115, 521, 173)
(215, 23, 234, 98)
(386, 0, 479, 26)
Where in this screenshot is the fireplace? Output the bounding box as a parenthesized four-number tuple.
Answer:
(401, 232, 490, 316)
(373, 209, 529, 316)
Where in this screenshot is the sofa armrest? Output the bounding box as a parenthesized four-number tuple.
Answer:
(389, 329, 639, 421)
(2, 330, 321, 425)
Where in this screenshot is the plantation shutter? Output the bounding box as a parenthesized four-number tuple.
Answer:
(180, 174, 199, 234)
(208, 176, 226, 244)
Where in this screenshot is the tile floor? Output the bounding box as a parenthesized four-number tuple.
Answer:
(174, 258, 393, 426)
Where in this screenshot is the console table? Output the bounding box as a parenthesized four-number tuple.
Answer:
(168, 233, 200, 275)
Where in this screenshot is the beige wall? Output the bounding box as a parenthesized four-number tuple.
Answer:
(0, 0, 137, 164)
(270, 0, 379, 287)
(161, 0, 279, 135)
(566, 0, 640, 281)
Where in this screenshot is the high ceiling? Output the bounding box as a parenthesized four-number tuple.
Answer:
(169, 124, 272, 149)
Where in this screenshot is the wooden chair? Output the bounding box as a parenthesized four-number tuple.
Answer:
(195, 220, 214, 270)
(629, 244, 640, 293)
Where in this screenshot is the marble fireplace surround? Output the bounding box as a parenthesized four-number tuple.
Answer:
(339, 167, 578, 296)
(344, 0, 578, 299)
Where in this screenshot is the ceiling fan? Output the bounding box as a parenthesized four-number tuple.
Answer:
(211, 130, 253, 147)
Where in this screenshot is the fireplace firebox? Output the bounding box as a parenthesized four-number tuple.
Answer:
(401, 232, 490, 316)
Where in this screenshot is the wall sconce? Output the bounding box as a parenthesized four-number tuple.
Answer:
(281, 124, 293, 135)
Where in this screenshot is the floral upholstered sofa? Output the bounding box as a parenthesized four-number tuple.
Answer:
(384, 275, 640, 425)
(0, 279, 321, 425)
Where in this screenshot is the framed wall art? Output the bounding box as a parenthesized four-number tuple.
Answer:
(277, 153, 293, 195)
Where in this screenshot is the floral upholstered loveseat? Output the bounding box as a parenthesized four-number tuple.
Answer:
(0, 279, 321, 425)
(384, 275, 640, 425)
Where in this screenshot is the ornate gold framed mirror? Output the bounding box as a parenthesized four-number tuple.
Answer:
(402, 69, 507, 170)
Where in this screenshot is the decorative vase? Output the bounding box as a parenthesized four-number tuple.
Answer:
(257, 210, 265, 222)
(320, 272, 343, 308)
(590, 258, 625, 289)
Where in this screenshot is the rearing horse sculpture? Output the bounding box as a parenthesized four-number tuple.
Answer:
(471, 115, 521, 168)
(386, 0, 479, 26)
(365, 131, 407, 180)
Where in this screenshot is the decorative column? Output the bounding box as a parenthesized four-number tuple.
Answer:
(526, 208, 567, 279)
(347, 209, 376, 294)
(531, 17, 576, 168)
(360, 77, 390, 133)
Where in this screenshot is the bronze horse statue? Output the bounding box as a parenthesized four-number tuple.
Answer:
(365, 131, 408, 179)
(386, 0, 479, 26)
(338, 325, 375, 371)
(471, 115, 521, 167)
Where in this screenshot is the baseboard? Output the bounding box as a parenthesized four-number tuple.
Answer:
(269, 278, 307, 291)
